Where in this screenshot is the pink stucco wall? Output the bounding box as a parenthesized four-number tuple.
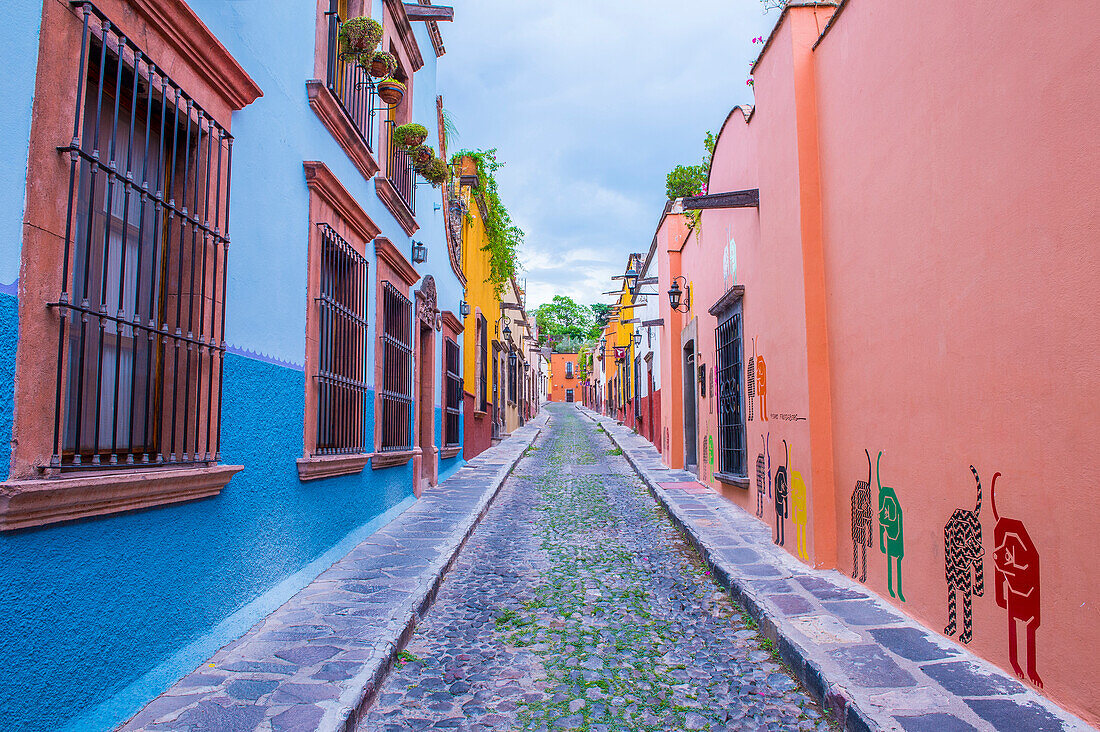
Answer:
(658, 0, 1100, 721)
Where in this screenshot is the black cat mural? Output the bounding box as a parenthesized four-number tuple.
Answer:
(850, 449, 873, 582)
(773, 439, 789, 545)
(944, 466, 985, 644)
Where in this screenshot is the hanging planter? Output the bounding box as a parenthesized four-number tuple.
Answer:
(369, 50, 398, 79)
(393, 122, 428, 148)
(338, 17, 383, 64)
(411, 144, 435, 167)
(377, 78, 406, 105)
(420, 157, 449, 188)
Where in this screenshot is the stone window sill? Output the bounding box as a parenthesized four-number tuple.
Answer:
(374, 176, 419, 236)
(473, 410, 487, 418)
(0, 464, 243, 531)
(371, 450, 415, 469)
(296, 454, 370, 482)
(714, 472, 750, 489)
(440, 445, 461, 460)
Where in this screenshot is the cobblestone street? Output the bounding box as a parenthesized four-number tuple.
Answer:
(360, 404, 831, 731)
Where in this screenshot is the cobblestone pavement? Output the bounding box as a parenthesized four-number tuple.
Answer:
(359, 404, 833, 731)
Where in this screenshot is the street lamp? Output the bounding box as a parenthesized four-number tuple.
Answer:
(633, 331, 642, 349)
(624, 262, 638, 294)
(508, 349, 517, 367)
(459, 299, 470, 318)
(668, 275, 690, 312)
(411, 240, 428, 264)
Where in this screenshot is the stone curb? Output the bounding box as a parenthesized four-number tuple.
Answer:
(120, 413, 549, 732)
(576, 406, 1092, 732)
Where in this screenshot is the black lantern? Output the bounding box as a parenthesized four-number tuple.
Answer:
(502, 317, 512, 340)
(633, 331, 642, 348)
(624, 263, 638, 294)
(508, 349, 517, 367)
(411, 240, 428, 264)
(459, 299, 470, 318)
(668, 275, 689, 312)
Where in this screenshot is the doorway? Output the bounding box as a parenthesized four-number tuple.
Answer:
(683, 343, 698, 473)
(566, 389, 574, 403)
(418, 323, 436, 490)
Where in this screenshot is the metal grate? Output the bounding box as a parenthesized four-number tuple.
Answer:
(324, 4, 378, 152)
(716, 312, 746, 475)
(51, 2, 233, 469)
(508, 350, 517, 403)
(634, 354, 641, 418)
(444, 337, 461, 447)
(314, 224, 368, 455)
(384, 120, 416, 215)
(380, 281, 413, 451)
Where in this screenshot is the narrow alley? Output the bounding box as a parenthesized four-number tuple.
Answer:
(360, 404, 829, 731)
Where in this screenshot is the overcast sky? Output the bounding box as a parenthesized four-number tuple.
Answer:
(437, 1, 780, 310)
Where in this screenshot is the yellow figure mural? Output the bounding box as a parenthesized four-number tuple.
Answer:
(791, 466, 809, 561)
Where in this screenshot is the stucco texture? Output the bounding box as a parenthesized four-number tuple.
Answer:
(0, 353, 414, 730)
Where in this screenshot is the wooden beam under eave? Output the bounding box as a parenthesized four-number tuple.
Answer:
(682, 189, 760, 210)
(404, 4, 454, 21)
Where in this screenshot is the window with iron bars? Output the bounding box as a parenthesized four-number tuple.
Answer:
(384, 119, 416, 215)
(477, 315, 488, 413)
(444, 338, 461, 447)
(314, 224, 368, 455)
(51, 3, 232, 469)
(634, 354, 642, 418)
(716, 310, 747, 476)
(324, 2, 379, 152)
(565, 361, 573, 379)
(380, 282, 413, 451)
(508, 350, 517, 403)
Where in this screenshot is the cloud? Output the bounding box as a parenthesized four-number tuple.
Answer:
(439, 1, 779, 309)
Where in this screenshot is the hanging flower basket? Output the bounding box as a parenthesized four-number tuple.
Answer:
(338, 17, 383, 64)
(369, 51, 398, 79)
(411, 144, 435, 167)
(420, 157, 449, 188)
(393, 122, 427, 148)
(377, 78, 406, 105)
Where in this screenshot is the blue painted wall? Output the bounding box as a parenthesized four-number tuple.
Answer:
(0, 3, 40, 284)
(0, 3, 466, 729)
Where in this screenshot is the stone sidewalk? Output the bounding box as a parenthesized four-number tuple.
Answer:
(577, 406, 1093, 732)
(122, 414, 548, 732)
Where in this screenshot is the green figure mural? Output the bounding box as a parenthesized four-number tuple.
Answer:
(876, 451, 906, 602)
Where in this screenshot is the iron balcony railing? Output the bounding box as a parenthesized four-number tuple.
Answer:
(324, 6, 378, 152)
(384, 119, 416, 215)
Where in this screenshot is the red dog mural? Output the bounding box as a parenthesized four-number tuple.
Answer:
(991, 472, 1042, 688)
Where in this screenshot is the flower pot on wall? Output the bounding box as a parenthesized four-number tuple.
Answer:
(394, 123, 428, 148)
(412, 145, 434, 166)
(377, 79, 405, 106)
(339, 17, 382, 64)
(369, 51, 397, 79)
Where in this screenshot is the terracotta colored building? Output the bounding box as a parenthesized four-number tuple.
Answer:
(654, 0, 1100, 724)
(547, 353, 580, 403)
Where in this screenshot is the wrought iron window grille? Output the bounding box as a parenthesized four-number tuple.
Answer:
(50, 2, 233, 470)
(477, 315, 488, 413)
(380, 281, 413, 451)
(314, 224, 369, 456)
(444, 338, 461, 447)
(716, 312, 747, 476)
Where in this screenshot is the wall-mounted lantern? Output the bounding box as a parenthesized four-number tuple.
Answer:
(508, 349, 518, 367)
(459, 299, 470, 318)
(633, 331, 642, 349)
(411, 240, 428, 264)
(668, 275, 690, 312)
(624, 263, 639, 294)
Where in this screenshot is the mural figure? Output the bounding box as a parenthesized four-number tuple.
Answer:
(876, 451, 906, 601)
(747, 337, 756, 421)
(791, 464, 809, 561)
(944, 466, 985, 644)
(850, 449, 874, 582)
(773, 440, 789, 545)
(756, 352, 768, 421)
(755, 434, 768, 518)
(991, 472, 1043, 687)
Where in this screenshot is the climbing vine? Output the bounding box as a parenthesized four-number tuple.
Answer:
(451, 148, 523, 294)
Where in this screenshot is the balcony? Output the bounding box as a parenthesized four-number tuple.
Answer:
(375, 119, 419, 235)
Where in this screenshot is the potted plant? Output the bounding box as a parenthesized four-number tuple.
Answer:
(420, 157, 449, 188)
(338, 17, 383, 64)
(377, 78, 405, 105)
(393, 122, 427, 148)
(411, 144, 435, 167)
(369, 50, 397, 79)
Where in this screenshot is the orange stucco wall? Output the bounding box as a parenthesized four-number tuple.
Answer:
(548, 353, 579, 402)
(658, 1, 1100, 722)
